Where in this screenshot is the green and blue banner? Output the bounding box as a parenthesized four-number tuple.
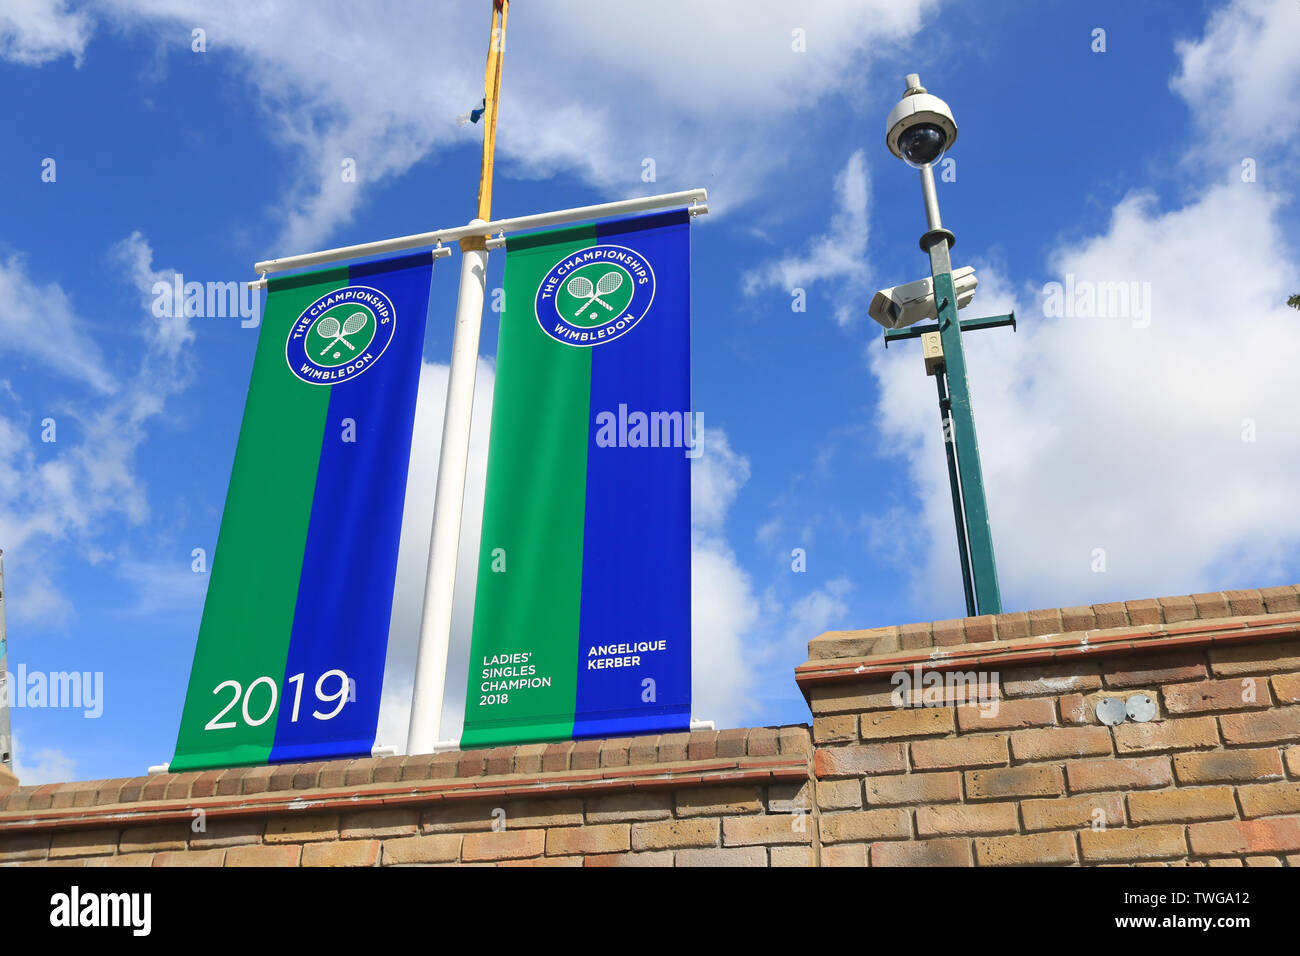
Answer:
(463, 209, 694, 747)
(171, 252, 433, 772)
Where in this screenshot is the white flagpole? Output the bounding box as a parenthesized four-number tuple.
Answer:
(407, 0, 509, 755)
(406, 225, 489, 755)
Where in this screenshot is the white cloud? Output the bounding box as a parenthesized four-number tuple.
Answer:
(0, 0, 92, 66)
(1171, 0, 1300, 157)
(742, 149, 872, 325)
(0, 234, 193, 627)
(0, 254, 116, 394)
(87, 1, 938, 249)
(11, 732, 76, 785)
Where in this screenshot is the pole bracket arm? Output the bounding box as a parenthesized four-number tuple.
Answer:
(883, 311, 1016, 348)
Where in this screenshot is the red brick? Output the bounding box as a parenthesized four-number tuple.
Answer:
(1093, 602, 1130, 628)
(1224, 589, 1264, 616)
(1125, 599, 1162, 625)
(1128, 787, 1236, 824)
(264, 814, 339, 844)
(541, 742, 574, 772)
(340, 809, 419, 839)
(723, 815, 810, 847)
(1059, 694, 1087, 725)
(674, 786, 763, 817)
(1163, 678, 1271, 714)
(964, 615, 996, 643)
(1191, 591, 1230, 619)
(975, 831, 1077, 866)
(777, 726, 811, 756)
(812, 715, 858, 743)
(152, 849, 226, 867)
(49, 830, 119, 859)
(1158, 595, 1197, 624)
(819, 809, 910, 844)
(1220, 709, 1300, 745)
(821, 843, 868, 867)
(915, 803, 1018, 837)
(965, 765, 1063, 800)
(815, 779, 863, 810)
(910, 735, 1008, 770)
(1010, 726, 1112, 761)
(381, 834, 462, 865)
(1081, 825, 1187, 862)
(993, 613, 1030, 642)
(583, 851, 673, 867)
(586, 792, 673, 823)
(957, 697, 1055, 732)
(302, 841, 380, 867)
(225, 844, 301, 867)
(545, 824, 630, 856)
(1066, 756, 1173, 792)
(814, 743, 907, 777)
(1113, 716, 1220, 754)
(1172, 748, 1283, 784)
(1061, 606, 1097, 631)
(570, 739, 604, 769)
(1001, 661, 1102, 697)
(1026, 608, 1062, 637)
(656, 732, 689, 762)
(462, 829, 546, 862)
(630, 818, 718, 851)
(1271, 673, 1300, 704)
(1104, 651, 1206, 688)
(598, 737, 633, 768)
(1022, 793, 1124, 832)
(1188, 818, 1300, 856)
(1238, 782, 1300, 819)
(1209, 640, 1300, 677)
(1259, 586, 1300, 613)
(860, 708, 954, 740)
(872, 838, 972, 867)
(865, 772, 961, 806)
(745, 728, 779, 757)
(932, 618, 966, 646)
(674, 847, 767, 867)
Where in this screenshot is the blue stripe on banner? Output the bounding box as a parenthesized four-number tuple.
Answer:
(269, 252, 432, 762)
(572, 210, 692, 739)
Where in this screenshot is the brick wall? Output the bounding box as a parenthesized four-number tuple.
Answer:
(4, 584, 1300, 866)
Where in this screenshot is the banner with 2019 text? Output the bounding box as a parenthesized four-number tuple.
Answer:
(171, 252, 433, 771)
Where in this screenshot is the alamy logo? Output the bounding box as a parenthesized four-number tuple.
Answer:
(50, 886, 151, 936)
(535, 244, 655, 347)
(286, 285, 396, 385)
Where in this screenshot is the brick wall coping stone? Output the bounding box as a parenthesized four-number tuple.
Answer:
(805, 585, 1300, 661)
(797, 611, 1300, 700)
(0, 726, 812, 829)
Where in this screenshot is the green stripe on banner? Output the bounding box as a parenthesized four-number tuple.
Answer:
(461, 226, 596, 747)
(171, 268, 346, 771)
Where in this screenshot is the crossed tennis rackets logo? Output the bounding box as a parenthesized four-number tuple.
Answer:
(566, 271, 623, 316)
(316, 311, 368, 355)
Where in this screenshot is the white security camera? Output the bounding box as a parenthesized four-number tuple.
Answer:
(869, 266, 977, 330)
(885, 74, 958, 167)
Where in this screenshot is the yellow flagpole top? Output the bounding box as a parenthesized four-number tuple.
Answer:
(475, 0, 508, 226)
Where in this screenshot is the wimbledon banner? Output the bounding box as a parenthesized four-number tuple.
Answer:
(463, 209, 694, 747)
(171, 252, 433, 771)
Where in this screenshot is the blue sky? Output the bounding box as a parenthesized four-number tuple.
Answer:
(2, 0, 1299, 783)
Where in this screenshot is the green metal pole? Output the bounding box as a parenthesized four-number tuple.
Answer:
(935, 369, 977, 617)
(927, 235, 1002, 614)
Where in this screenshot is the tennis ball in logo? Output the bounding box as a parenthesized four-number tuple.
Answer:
(556, 262, 635, 328)
(310, 306, 376, 367)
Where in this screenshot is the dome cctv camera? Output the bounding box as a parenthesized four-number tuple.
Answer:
(886, 74, 958, 167)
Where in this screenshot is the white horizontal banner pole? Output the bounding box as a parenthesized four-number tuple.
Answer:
(251, 188, 708, 280)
